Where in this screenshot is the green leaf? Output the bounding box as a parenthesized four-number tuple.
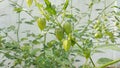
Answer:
(21, 44, 31, 51)
(36, 34, 43, 39)
(114, 16, 120, 22)
(0, 62, 4, 67)
(45, 6, 56, 15)
(97, 58, 113, 64)
(14, 7, 23, 13)
(95, 45, 120, 52)
(13, 59, 22, 66)
(99, 58, 120, 68)
(44, 0, 56, 15)
(31, 48, 40, 56)
(32, 40, 40, 45)
(0, 60, 5, 67)
(21, 37, 28, 41)
(92, 0, 101, 3)
(112, 6, 120, 9)
(44, 0, 51, 6)
(36, 3, 43, 10)
(104, 46, 120, 51)
(89, 2, 93, 8)
(47, 40, 57, 48)
(105, 31, 115, 42)
(63, 0, 69, 10)
(93, 50, 104, 54)
(7, 25, 15, 31)
(4, 53, 16, 59)
(24, 21, 34, 25)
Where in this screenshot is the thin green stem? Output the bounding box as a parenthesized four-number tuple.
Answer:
(92, 0, 116, 22)
(34, 1, 50, 20)
(83, 58, 88, 68)
(55, 17, 63, 28)
(49, 15, 62, 29)
(16, 0, 24, 43)
(89, 57, 96, 67)
(79, 21, 91, 38)
(77, 0, 115, 40)
(43, 31, 47, 58)
(9, 0, 35, 19)
(24, 10, 35, 19)
(88, 4, 93, 20)
(16, 13, 20, 43)
(75, 41, 82, 50)
(70, 0, 72, 14)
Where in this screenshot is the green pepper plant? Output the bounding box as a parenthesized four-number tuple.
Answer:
(0, 0, 120, 68)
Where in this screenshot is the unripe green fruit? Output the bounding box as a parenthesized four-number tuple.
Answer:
(63, 39, 71, 51)
(37, 18, 46, 30)
(95, 32, 103, 38)
(93, 20, 101, 30)
(55, 28, 64, 41)
(26, 0, 33, 7)
(63, 22, 72, 35)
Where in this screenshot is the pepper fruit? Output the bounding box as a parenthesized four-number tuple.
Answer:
(37, 18, 46, 30)
(63, 39, 71, 51)
(63, 22, 72, 35)
(55, 28, 64, 41)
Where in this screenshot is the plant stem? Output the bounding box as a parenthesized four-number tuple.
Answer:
(92, 0, 116, 22)
(74, 0, 112, 42)
(48, 15, 63, 30)
(98, 58, 120, 68)
(16, 0, 24, 43)
(89, 57, 96, 67)
(78, 0, 115, 41)
(43, 31, 47, 58)
(9, 0, 35, 19)
(83, 58, 88, 68)
(75, 41, 82, 49)
(16, 13, 20, 43)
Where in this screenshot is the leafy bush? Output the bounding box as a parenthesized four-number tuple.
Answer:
(0, 0, 120, 68)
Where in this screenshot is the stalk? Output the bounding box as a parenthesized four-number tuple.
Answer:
(75, 41, 82, 49)
(43, 31, 47, 58)
(16, 13, 20, 43)
(16, 0, 24, 44)
(9, 0, 34, 19)
(89, 57, 96, 67)
(92, 0, 116, 22)
(83, 58, 88, 68)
